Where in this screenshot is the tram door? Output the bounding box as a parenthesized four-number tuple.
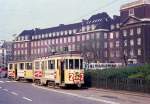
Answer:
(59, 61, 64, 83)
(14, 64, 17, 78)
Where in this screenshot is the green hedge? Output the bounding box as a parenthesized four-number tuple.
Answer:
(85, 64, 150, 81)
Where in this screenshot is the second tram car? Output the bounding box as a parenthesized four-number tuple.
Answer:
(33, 53, 84, 88)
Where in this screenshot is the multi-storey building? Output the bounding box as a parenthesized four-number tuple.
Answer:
(12, 0, 150, 64)
(0, 41, 13, 67)
(13, 12, 112, 63)
(120, 0, 150, 64)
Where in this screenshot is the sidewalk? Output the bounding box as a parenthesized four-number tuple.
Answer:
(89, 88, 150, 98)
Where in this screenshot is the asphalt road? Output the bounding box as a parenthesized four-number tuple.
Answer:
(1, 78, 150, 104)
(0, 78, 114, 104)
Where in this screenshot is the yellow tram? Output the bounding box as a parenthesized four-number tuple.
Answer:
(8, 61, 33, 81)
(33, 53, 84, 88)
(8, 52, 84, 88)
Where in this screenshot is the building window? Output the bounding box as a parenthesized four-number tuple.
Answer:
(87, 25, 90, 31)
(97, 42, 100, 48)
(116, 41, 120, 47)
(104, 51, 108, 57)
(111, 25, 115, 30)
(56, 39, 58, 44)
(96, 33, 100, 39)
(110, 52, 114, 58)
(68, 37, 71, 43)
(130, 29, 134, 36)
(91, 33, 95, 39)
(73, 29, 76, 34)
(129, 8, 134, 16)
(82, 26, 85, 32)
(14, 44, 17, 48)
(110, 32, 113, 39)
(104, 42, 107, 48)
(124, 40, 127, 46)
(130, 49, 134, 57)
(72, 36, 75, 42)
(116, 50, 120, 57)
(110, 42, 113, 48)
(64, 38, 67, 43)
(25, 43, 27, 47)
(137, 38, 141, 45)
(137, 28, 141, 35)
(25, 50, 27, 55)
(91, 24, 95, 30)
(123, 30, 127, 37)
(69, 30, 72, 35)
(130, 40, 134, 46)
(86, 34, 90, 40)
(138, 49, 141, 55)
(116, 32, 119, 38)
(65, 30, 68, 35)
(60, 38, 63, 44)
(104, 33, 107, 39)
(116, 24, 120, 28)
(49, 33, 52, 37)
(77, 35, 80, 41)
(82, 35, 85, 41)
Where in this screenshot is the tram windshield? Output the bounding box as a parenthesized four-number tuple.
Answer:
(68, 59, 83, 70)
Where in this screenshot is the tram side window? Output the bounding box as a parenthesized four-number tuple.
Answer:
(48, 60, 55, 70)
(20, 63, 24, 70)
(65, 59, 68, 69)
(69, 59, 73, 69)
(80, 59, 83, 69)
(35, 62, 40, 70)
(9, 64, 13, 70)
(41, 61, 44, 70)
(26, 63, 32, 70)
(75, 59, 79, 69)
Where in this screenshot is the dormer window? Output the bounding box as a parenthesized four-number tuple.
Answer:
(111, 25, 115, 30)
(73, 29, 76, 34)
(69, 30, 72, 35)
(91, 24, 95, 30)
(49, 33, 52, 37)
(129, 8, 134, 16)
(82, 26, 85, 32)
(65, 30, 68, 35)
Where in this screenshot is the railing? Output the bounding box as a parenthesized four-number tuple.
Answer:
(84, 74, 150, 93)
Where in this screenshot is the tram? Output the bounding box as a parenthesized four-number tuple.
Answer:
(8, 61, 17, 79)
(8, 61, 33, 81)
(33, 53, 84, 88)
(8, 52, 84, 88)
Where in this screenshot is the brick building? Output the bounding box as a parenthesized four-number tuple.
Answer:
(12, 0, 150, 64)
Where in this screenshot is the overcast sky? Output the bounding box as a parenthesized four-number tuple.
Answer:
(0, 0, 135, 40)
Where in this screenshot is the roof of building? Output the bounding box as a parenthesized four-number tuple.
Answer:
(18, 12, 112, 37)
(121, 0, 150, 10)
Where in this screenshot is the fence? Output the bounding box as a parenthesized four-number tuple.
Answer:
(84, 72, 150, 93)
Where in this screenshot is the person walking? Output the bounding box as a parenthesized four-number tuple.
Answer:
(0, 67, 2, 78)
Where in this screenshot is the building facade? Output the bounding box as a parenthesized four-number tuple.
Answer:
(0, 41, 13, 67)
(12, 0, 150, 64)
(120, 0, 150, 64)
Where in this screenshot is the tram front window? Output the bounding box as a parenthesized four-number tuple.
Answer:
(69, 59, 73, 69)
(75, 59, 79, 69)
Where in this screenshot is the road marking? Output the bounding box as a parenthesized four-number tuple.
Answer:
(11, 92, 18, 96)
(3, 89, 8, 92)
(32, 84, 120, 104)
(0, 81, 4, 83)
(6, 81, 11, 82)
(0, 86, 2, 89)
(22, 97, 32, 102)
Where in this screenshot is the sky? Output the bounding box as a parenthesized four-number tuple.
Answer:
(0, 0, 135, 41)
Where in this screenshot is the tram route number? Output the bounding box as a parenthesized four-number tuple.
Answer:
(69, 73, 84, 81)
